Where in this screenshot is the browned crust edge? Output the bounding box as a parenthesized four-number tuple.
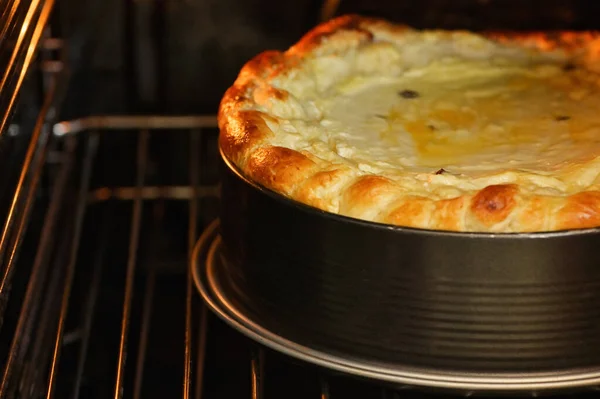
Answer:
(218, 14, 600, 233)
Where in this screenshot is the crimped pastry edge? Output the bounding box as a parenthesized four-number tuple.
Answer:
(218, 14, 600, 233)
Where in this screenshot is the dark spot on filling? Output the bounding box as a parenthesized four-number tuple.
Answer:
(399, 89, 420, 99)
(427, 124, 437, 131)
(563, 63, 576, 71)
(434, 168, 446, 175)
(555, 115, 571, 121)
(375, 114, 388, 120)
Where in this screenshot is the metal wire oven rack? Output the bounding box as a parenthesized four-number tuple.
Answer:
(1, 92, 224, 399)
(1, 113, 414, 399)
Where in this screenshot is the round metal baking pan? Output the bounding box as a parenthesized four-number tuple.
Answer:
(192, 220, 600, 394)
(214, 150, 600, 391)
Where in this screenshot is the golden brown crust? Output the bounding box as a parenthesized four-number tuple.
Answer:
(287, 14, 375, 55)
(556, 191, 600, 230)
(470, 184, 519, 227)
(435, 197, 469, 232)
(218, 14, 600, 233)
(384, 196, 434, 229)
(485, 31, 600, 54)
(217, 110, 274, 166)
(339, 176, 403, 220)
(294, 166, 355, 212)
(517, 196, 547, 233)
(245, 146, 318, 195)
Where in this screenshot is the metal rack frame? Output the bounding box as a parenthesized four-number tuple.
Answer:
(0, 113, 219, 398)
(52, 116, 217, 399)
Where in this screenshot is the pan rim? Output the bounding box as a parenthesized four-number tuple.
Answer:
(191, 221, 600, 393)
(220, 148, 600, 239)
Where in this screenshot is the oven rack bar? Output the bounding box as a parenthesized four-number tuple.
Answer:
(0, 0, 59, 136)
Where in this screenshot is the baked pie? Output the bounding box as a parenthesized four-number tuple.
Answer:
(218, 15, 600, 232)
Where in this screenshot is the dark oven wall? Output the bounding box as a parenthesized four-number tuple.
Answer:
(339, 0, 600, 31)
(59, 0, 600, 119)
(59, 0, 320, 117)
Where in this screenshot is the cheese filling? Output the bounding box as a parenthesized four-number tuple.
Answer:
(285, 58, 600, 193)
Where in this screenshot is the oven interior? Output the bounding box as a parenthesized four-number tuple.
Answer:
(2, 1, 600, 398)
